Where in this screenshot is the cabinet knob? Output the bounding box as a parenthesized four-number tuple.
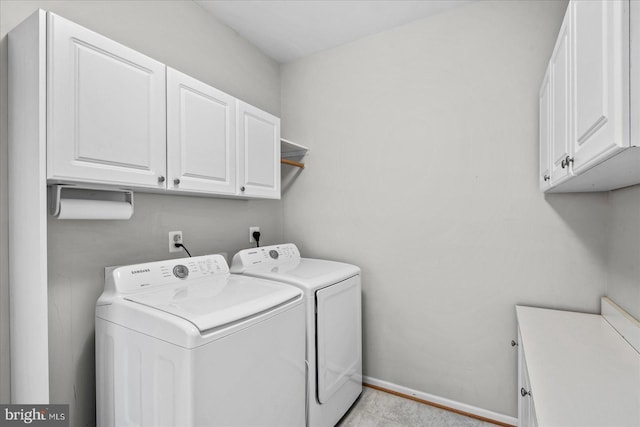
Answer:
(561, 156, 574, 169)
(543, 174, 550, 182)
(511, 340, 518, 347)
(520, 387, 531, 397)
(240, 186, 246, 192)
(158, 176, 165, 183)
(174, 178, 180, 185)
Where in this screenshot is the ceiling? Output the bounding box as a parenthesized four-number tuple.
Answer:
(195, 0, 473, 63)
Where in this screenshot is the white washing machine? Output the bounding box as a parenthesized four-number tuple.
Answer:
(95, 254, 305, 427)
(231, 244, 362, 427)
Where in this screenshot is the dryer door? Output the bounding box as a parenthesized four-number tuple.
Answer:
(315, 275, 362, 404)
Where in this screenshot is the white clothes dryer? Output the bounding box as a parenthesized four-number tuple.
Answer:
(231, 244, 362, 427)
(95, 254, 305, 427)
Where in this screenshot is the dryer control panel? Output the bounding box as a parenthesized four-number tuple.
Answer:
(230, 244, 300, 273)
(99, 254, 229, 304)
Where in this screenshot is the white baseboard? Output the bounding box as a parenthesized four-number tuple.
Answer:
(362, 376, 518, 426)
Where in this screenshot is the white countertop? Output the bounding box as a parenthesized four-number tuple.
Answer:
(516, 306, 640, 427)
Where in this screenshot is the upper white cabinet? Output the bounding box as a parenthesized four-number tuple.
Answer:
(167, 69, 280, 198)
(281, 138, 309, 168)
(237, 101, 281, 199)
(47, 13, 167, 189)
(540, 0, 640, 192)
(18, 11, 280, 199)
(549, 11, 571, 188)
(538, 69, 551, 192)
(571, 0, 627, 173)
(167, 68, 237, 195)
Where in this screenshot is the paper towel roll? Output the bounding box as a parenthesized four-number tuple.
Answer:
(55, 199, 133, 220)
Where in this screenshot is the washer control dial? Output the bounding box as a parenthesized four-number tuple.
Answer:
(269, 250, 279, 259)
(173, 264, 189, 279)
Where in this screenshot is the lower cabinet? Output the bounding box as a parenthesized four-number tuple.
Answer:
(517, 331, 537, 427)
(516, 304, 640, 427)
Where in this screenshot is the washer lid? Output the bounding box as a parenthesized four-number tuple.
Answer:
(237, 258, 360, 290)
(124, 275, 301, 332)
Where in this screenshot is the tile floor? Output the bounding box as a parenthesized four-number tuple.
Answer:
(337, 386, 497, 427)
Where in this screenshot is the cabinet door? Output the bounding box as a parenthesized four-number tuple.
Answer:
(518, 331, 538, 427)
(47, 13, 166, 188)
(539, 68, 551, 191)
(167, 68, 237, 195)
(571, 0, 628, 174)
(549, 11, 572, 185)
(237, 102, 280, 199)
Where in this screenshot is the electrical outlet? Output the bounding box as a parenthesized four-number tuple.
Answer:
(169, 231, 183, 253)
(249, 226, 260, 243)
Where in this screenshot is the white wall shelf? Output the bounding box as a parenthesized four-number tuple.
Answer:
(281, 138, 309, 169)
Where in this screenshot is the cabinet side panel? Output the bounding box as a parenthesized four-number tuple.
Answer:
(7, 9, 50, 403)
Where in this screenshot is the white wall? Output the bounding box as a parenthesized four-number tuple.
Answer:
(607, 185, 640, 320)
(280, 0, 611, 417)
(2, 0, 635, 424)
(0, 1, 282, 424)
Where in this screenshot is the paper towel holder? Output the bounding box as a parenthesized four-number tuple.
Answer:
(49, 185, 134, 219)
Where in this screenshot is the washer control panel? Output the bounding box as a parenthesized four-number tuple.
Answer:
(110, 254, 228, 294)
(230, 243, 301, 273)
(173, 264, 189, 279)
